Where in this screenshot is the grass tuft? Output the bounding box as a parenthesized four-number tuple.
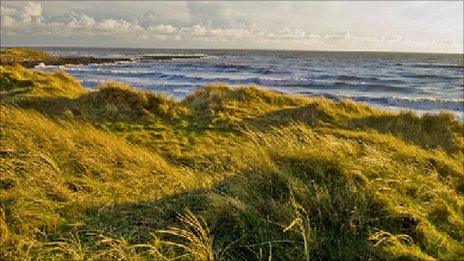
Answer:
(158, 209, 215, 260)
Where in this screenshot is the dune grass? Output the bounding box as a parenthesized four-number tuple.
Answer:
(1, 64, 463, 260)
(0, 48, 52, 66)
(0, 64, 85, 99)
(0, 47, 131, 68)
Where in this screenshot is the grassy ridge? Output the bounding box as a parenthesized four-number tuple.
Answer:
(0, 48, 52, 66)
(0, 48, 203, 68)
(0, 48, 133, 68)
(1, 64, 463, 260)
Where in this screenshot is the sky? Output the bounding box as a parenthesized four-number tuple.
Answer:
(1, 1, 463, 53)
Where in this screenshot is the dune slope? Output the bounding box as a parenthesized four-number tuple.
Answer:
(1, 64, 463, 260)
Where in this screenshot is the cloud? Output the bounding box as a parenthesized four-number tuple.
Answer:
(96, 18, 142, 33)
(1, 1, 43, 27)
(1, 15, 16, 28)
(23, 1, 42, 17)
(187, 2, 237, 28)
(1, 3, 142, 37)
(65, 12, 95, 28)
(21, 1, 42, 24)
(1, 1, 462, 52)
(147, 24, 178, 35)
(137, 3, 191, 28)
(1, 6, 17, 15)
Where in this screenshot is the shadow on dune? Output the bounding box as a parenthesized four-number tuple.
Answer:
(245, 103, 337, 129)
(245, 104, 462, 153)
(10, 96, 78, 117)
(53, 165, 400, 260)
(347, 112, 462, 152)
(8, 92, 462, 154)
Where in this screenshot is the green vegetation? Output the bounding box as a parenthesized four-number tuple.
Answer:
(1, 64, 463, 260)
(1, 64, 85, 98)
(0, 48, 131, 68)
(0, 48, 52, 65)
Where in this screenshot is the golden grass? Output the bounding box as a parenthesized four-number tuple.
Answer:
(77, 82, 189, 122)
(1, 64, 463, 260)
(0, 64, 85, 98)
(0, 48, 51, 65)
(0, 104, 214, 259)
(158, 210, 215, 260)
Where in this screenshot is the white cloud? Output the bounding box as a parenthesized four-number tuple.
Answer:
(1, 2, 43, 27)
(187, 2, 237, 28)
(23, 1, 42, 17)
(1, 1, 462, 53)
(97, 19, 133, 32)
(21, 1, 42, 24)
(1, 15, 16, 28)
(147, 24, 178, 35)
(66, 12, 95, 28)
(97, 19, 119, 31)
(139, 7, 191, 28)
(1, 6, 17, 15)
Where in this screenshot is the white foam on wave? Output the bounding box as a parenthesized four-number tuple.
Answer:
(310, 92, 463, 111)
(141, 53, 208, 57)
(257, 77, 310, 86)
(381, 97, 463, 111)
(399, 62, 464, 68)
(303, 91, 463, 119)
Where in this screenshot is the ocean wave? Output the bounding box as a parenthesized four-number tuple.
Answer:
(66, 68, 426, 95)
(80, 78, 199, 91)
(211, 63, 280, 74)
(212, 76, 414, 93)
(34, 64, 66, 70)
(257, 77, 310, 87)
(214, 63, 253, 70)
(127, 72, 257, 85)
(376, 78, 406, 84)
(369, 97, 463, 111)
(66, 68, 164, 78)
(337, 75, 369, 81)
(352, 83, 414, 93)
(154, 62, 270, 74)
(65, 67, 256, 84)
(256, 67, 275, 74)
(305, 92, 464, 111)
(404, 74, 459, 80)
(314, 81, 415, 93)
(398, 62, 464, 69)
(139, 53, 208, 58)
(312, 74, 405, 85)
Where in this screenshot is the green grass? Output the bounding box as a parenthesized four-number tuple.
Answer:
(1, 64, 463, 260)
(0, 48, 51, 63)
(0, 48, 54, 67)
(0, 64, 85, 98)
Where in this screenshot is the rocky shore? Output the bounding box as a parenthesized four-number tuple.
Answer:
(0, 47, 206, 68)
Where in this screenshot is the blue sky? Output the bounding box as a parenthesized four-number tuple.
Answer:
(1, 1, 463, 53)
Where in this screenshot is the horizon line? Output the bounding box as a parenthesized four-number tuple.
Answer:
(2, 44, 463, 55)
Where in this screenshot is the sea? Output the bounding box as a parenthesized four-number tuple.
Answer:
(35, 47, 464, 119)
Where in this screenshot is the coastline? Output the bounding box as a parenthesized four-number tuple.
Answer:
(11, 47, 461, 120)
(1, 47, 462, 120)
(0, 47, 207, 68)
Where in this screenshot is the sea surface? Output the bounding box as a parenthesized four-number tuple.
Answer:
(35, 47, 464, 119)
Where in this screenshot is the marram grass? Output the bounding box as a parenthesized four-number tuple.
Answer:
(0, 64, 463, 260)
